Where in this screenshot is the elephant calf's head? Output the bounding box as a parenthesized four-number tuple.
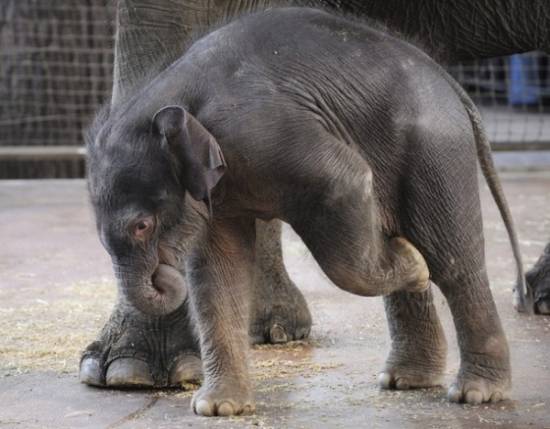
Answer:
(86, 105, 226, 316)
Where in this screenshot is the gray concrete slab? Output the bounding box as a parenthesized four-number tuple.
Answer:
(1, 175, 550, 429)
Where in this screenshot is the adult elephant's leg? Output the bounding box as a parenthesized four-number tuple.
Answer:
(379, 288, 447, 390)
(525, 242, 550, 314)
(81, 0, 200, 389)
(250, 220, 311, 344)
(79, 298, 202, 387)
(80, 0, 311, 389)
(79, 220, 312, 388)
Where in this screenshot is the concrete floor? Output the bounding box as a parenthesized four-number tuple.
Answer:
(1, 175, 550, 429)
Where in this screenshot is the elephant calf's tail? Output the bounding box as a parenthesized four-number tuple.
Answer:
(403, 39, 531, 312)
(448, 77, 532, 313)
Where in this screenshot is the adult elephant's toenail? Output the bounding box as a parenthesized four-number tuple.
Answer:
(169, 354, 203, 386)
(269, 324, 288, 343)
(106, 358, 154, 387)
(79, 357, 103, 386)
(395, 378, 410, 390)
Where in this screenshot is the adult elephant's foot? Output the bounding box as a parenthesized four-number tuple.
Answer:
(379, 288, 447, 390)
(248, 220, 312, 344)
(447, 353, 511, 404)
(79, 299, 201, 388)
(248, 271, 311, 344)
(79, 288, 310, 388)
(79, 285, 310, 389)
(523, 243, 550, 314)
(80, 220, 312, 388)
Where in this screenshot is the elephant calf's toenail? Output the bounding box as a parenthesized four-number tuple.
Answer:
(447, 385, 461, 403)
(217, 402, 235, 416)
(465, 390, 483, 405)
(377, 372, 392, 389)
(242, 404, 255, 414)
(490, 391, 503, 403)
(195, 399, 213, 416)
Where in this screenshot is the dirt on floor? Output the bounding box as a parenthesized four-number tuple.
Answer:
(1, 174, 550, 429)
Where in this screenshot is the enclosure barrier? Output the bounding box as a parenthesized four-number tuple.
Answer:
(2, 140, 549, 163)
(1, 1, 549, 178)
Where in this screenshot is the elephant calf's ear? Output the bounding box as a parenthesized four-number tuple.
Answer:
(152, 105, 226, 202)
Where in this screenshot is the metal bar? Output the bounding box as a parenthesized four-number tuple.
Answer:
(0, 146, 87, 161)
(490, 142, 550, 151)
(0, 141, 550, 163)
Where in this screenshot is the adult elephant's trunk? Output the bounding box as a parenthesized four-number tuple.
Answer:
(109, 1, 197, 316)
(117, 263, 188, 316)
(111, 0, 289, 104)
(112, 0, 192, 105)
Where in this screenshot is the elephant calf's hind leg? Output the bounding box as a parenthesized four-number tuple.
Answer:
(289, 145, 430, 298)
(379, 288, 447, 390)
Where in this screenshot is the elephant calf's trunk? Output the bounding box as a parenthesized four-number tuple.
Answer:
(124, 264, 187, 316)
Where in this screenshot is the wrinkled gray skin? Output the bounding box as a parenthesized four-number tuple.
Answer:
(80, 0, 550, 397)
(86, 8, 525, 415)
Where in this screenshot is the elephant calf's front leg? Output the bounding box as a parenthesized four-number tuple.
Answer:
(188, 218, 256, 417)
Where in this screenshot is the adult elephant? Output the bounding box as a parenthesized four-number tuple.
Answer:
(80, 0, 550, 389)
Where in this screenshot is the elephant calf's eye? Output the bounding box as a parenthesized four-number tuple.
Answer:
(131, 216, 155, 241)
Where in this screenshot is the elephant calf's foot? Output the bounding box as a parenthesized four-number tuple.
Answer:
(448, 353, 511, 405)
(447, 374, 510, 404)
(192, 381, 255, 417)
(378, 366, 445, 390)
(79, 301, 202, 388)
(379, 330, 446, 389)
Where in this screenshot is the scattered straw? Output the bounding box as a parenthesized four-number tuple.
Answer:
(0, 279, 115, 376)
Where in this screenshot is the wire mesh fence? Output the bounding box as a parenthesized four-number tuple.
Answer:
(0, 0, 114, 178)
(0, 2, 549, 178)
(448, 53, 550, 145)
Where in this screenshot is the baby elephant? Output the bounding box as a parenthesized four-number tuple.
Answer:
(87, 8, 525, 416)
